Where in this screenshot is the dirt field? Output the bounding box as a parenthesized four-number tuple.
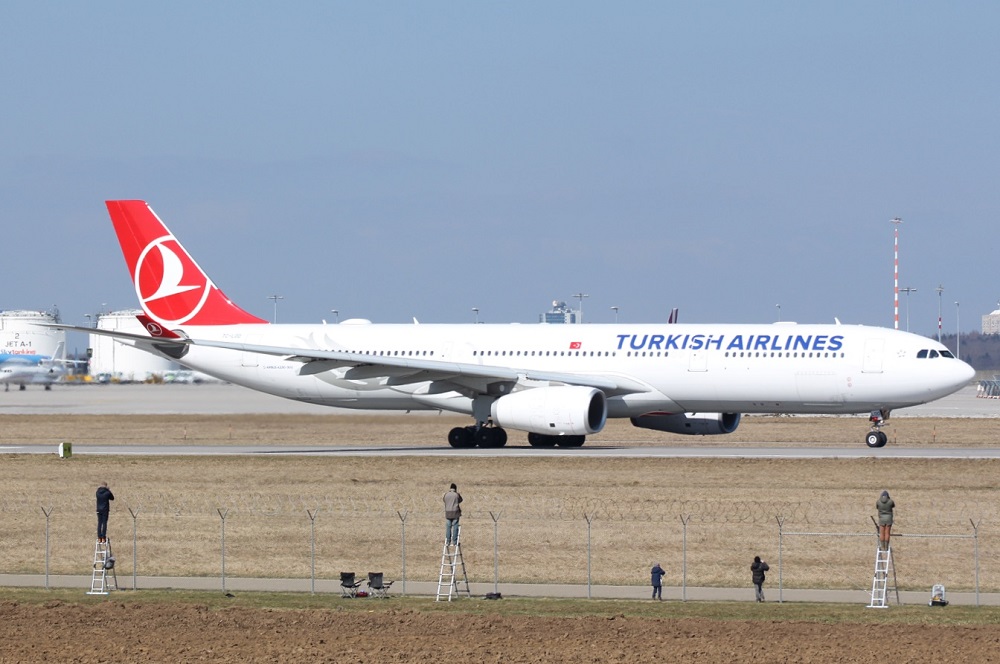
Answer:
(3, 413, 1000, 662)
(2, 596, 1000, 663)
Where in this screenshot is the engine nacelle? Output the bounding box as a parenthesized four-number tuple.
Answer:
(630, 412, 741, 436)
(491, 386, 607, 436)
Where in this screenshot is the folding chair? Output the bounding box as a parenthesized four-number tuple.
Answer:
(367, 572, 393, 599)
(340, 572, 362, 598)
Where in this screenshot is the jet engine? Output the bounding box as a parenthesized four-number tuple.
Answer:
(491, 386, 607, 436)
(631, 412, 741, 435)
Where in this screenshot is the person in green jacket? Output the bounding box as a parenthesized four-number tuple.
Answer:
(876, 490, 895, 549)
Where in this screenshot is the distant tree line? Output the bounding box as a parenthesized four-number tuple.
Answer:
(939, 332, 1000, 372)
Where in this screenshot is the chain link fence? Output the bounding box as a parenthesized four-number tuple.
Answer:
(5, 496, 991, 599)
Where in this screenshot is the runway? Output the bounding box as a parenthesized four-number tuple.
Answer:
(4, 443, 1000, 459)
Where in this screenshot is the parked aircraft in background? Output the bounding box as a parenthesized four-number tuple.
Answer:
(0, 342, 71, 391)
(50, 200, 974, 448)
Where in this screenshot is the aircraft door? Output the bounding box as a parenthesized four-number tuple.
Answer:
(241, 336, 260, 368)
(688, 350, 708, 372)
(862, 338, 884, 373)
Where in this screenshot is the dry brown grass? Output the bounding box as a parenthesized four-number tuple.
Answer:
(1, 413, 998, 593)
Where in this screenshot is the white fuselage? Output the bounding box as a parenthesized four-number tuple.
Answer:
(0, 358, 65, 387)
(130, 321, 973, 418)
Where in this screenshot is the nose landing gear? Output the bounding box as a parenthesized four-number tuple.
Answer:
(866, 409, 889, 448)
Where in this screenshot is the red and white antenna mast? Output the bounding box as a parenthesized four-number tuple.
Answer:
(891, 217, 903, 329)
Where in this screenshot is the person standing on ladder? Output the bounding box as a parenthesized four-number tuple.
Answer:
(96, 481, 114, 543)
(443, 483, 462, 546)
(876, 490, 895, 549)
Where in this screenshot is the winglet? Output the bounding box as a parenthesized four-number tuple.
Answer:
(136, 314, 183, 339)
(106, 200, 268, 326)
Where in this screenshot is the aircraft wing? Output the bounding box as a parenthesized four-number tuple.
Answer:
(192, 338, 649, 395)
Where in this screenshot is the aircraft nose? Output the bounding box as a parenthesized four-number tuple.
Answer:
(957, 359, 976, 385)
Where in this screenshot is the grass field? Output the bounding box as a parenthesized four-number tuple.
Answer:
(3, 587, 1000, 624)
(2, 414, 998, 593)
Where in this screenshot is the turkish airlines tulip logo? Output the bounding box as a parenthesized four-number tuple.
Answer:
(134, 237, 212, 325)
(144, 320, 165, 337)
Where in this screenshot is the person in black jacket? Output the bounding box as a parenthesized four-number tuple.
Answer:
(96, 482, 114, 543)
(751, 555, 769, 602)
(650, 562, 666, 600)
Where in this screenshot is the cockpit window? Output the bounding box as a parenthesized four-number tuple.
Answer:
(918, 348, 956, 359)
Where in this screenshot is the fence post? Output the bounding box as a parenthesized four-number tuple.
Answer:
(128, 506, 140, 591)
(490, 511, 502, 594)
(40, 506, 52, 590)
(775, 515, 785, 604)
(971, 518, 981, 607)
(397, 510, 408, 596)
(217, 508, 229, 595)
(307, 508, 319, 595)
(680, 514, 691, 601)
(584, 513, 595, 599)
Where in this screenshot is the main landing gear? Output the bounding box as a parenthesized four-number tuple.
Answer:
(447, 425, 587, 448)
(448, 425, 508, 448)
(865, 409, 889, 448)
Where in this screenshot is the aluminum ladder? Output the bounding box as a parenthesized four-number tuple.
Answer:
(867, 544, 899, 608)
(435, 526, 471, 602)
(87, 538, 119, 595)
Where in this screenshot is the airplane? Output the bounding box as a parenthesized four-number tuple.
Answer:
(49, 200, 974, 448)
(0, 342, 72, 391)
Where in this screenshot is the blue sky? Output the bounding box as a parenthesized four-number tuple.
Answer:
(3, 2, 998, 342)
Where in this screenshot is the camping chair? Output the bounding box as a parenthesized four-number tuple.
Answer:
(340, 572, 362, 598)
(367, 572, 393, 599)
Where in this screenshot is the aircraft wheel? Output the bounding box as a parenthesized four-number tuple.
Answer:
(865, 431, 882, 448)
(448, 427, 474, 448)
(476, 427, 508, 448)
(527, 433, 557, 447)
(557, 435, 586, 447)
(877, 431, 888, 447)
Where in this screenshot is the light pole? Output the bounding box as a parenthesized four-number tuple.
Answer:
(610, 306, 619, 324)
(891, 217, 903, 329)
(267, 295, 284, 323)
(900, 287, 917, 332)
(330, 309, 339, 323)
(955, 301, 961, 359)
(775, 304, 781, 322)
(572, 293, 589, 324)
(935, 285, 944, 342)
(472, 307, 479, 324)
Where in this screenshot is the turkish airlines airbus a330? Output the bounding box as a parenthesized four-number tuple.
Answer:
(57, 201, 974, 448)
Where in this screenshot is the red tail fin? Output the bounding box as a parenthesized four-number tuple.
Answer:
(106, 201, 268, 326)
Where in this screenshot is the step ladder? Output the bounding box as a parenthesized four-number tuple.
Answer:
(436, 526, 471, 602)
(867, 544, 899, 608)
(87, 538, 119, 595)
